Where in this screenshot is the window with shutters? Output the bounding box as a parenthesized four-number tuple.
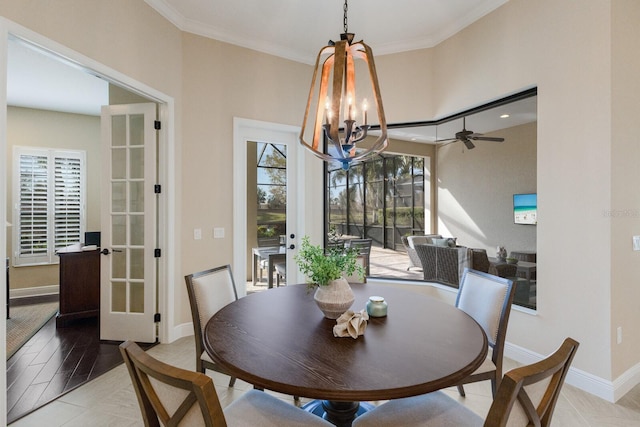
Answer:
(13, 147, 86, 266)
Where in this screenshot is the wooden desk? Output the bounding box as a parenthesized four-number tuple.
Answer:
(204, 283, 487, 426)
(251, 246, 285, 288)
(56, 249, 100, 327)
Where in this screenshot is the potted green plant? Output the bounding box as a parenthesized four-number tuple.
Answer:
(294, 236, 364, 318)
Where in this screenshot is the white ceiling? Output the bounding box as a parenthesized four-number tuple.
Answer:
(144, 0, 509, 64)
(6, 0, 536, 142)
(7, 39, 109, 116)
(380, 95, 538, 143)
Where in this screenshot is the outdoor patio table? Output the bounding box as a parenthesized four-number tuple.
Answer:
(252, 246, 286, 288)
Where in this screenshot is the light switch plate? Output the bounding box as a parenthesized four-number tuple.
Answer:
(194, 228, 202, 240)
(633, 236, 640, 251)
(213, 227, 225, 239)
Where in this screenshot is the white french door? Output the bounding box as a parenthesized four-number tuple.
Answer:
(100, 103, 157, 342)
(233, 118, 305, 295)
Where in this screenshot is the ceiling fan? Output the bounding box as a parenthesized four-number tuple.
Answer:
(437, 117, 505, 149)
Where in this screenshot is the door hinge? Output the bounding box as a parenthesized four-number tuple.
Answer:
(154, 248, 161, 258)
(154, 120, 161, 130)
(154, 184, 161, 194)
(154, 313, 161, 323)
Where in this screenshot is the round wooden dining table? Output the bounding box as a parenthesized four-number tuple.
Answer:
(204, 283, 487, 427)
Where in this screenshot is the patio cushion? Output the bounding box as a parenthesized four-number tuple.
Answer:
(407, 234, 442, 248)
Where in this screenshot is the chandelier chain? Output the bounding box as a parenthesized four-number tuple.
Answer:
(343, 0, 348, 33)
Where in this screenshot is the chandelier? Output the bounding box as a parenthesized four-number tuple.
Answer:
(299, 0, 387, 170)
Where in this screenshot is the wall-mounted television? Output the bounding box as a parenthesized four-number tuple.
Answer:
(514, 193, 537, 225)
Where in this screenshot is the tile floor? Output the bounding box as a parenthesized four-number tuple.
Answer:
(9, 335, 640, 426)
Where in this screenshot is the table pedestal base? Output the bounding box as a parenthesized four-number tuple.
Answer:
(302, 400, 375, 427)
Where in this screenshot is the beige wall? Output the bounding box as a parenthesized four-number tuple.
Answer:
(422, 0, 617, 384)
(179, 33, 311, 323)
(374, 0, 635, 393)
(2, 0, 639, 398)
(437, 122, 537, 253)
(6, 107, 100, 289)
(109, 84, 151, 105)
(610, 0, 640, 379)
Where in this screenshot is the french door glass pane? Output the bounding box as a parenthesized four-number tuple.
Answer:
(112, 281, 126, 312)
(112, 215, 126, 245)
(130, 248, 144, 280)
(130, 215, 144, 246)
(112, 250, 126, 279)
(130, 181, 144, 213)
(111, 116, 126, 147)
(129, 114, 145, 146)
(112, 148, 126, 179)
(130, 282, 145, 313)
(130, 147, 144, 179)
(112, 182, 126, 212)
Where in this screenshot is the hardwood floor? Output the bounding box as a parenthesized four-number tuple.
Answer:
(6, 300, 155, 424)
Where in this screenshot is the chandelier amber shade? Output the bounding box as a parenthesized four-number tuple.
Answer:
(299, 32, 387, 170)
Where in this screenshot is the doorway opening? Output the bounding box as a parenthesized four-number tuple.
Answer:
(2, 27, 175, 422)
(233, 118, 311, 297)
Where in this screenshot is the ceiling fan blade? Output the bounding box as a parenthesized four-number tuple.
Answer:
(435, 138, 457, 143)
(462, 139, 475, 149)
(471, 136, 505, 142)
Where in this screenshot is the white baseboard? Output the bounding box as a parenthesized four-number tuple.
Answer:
(612, 362, 640, 402)
(168, 322, 194, 343)
(505, 341, 640, 403)
(9, 284, 59, 299)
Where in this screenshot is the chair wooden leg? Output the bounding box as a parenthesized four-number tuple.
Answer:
(457, 384, 466, 397)
(228, 376, 236, 387)
(254, 385, 264, 391)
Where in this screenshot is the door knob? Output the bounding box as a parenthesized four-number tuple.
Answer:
(101, 248, 123, 255)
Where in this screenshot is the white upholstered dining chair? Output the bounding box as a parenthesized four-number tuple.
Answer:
(455, 268, 516, 397)
(120, 340, 333, 427)
(353, 337, 579, 427)
(185, 265, 299, 403)
(185, 265, 239, 387)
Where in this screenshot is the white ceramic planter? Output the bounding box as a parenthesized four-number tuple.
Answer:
(313, 277, 355, 319)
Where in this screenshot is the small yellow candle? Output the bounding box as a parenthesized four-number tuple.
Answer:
(362, 99, 368, 125)
(325, 97, 330, 125)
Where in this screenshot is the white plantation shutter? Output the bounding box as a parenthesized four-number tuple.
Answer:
(18, 154, 49, 260)
(13, 148, 86, 266)
(54, 156, 83, 249)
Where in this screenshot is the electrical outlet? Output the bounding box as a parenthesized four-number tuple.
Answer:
(633, 236, 640, 251)
(194, 228, 202, 240)
(213, 227, 225, 239)
(617, 326, 622, 344)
